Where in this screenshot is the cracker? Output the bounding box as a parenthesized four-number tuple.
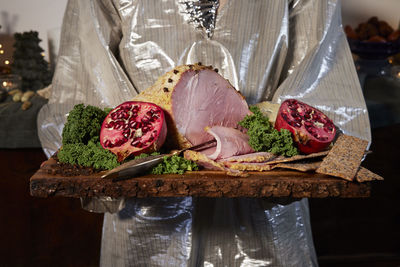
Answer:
(265, 150, 329, 165)
(220, 152, 277, 163)
(355, 167, 384, 182)
(276, 160, 322, 172)
(184, 150, 225, 171)
(316, 134, 368, 181)
(223, 161, 276, 171)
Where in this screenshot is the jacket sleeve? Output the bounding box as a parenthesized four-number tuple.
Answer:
(272, 0, 371, 144)
(38, 0, 137, 157)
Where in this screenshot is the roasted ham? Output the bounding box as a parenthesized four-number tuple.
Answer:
(133, 63, 250, 149)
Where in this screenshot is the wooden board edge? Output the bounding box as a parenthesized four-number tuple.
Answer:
(30, 168, 372, 199)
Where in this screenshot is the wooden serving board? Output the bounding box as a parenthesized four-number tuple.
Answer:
(30, 157, 371, 198)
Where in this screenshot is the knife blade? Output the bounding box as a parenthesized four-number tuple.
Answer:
(101, 139, 216, 182)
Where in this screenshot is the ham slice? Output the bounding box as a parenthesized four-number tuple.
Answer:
(202, 126, 254, 160)
(133, 63, 250, 149)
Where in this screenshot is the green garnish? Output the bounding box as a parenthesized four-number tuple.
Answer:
(58, 104, 119, 170)
(61, 103, 109, 145)
(151, 155, 199, 175)
(58, 104, 197, 173)
(239, 106, 299, 157)
(58, 140, 119, 170)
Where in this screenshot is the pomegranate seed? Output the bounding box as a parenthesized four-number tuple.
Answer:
(282, 113, 289, 122)
(142, 126, 149, 133)
(135, 122, 142, 129)
(117, 112, 124, 119)
(131, 140, 139, 146)
(129, 121, 136, 129)
(123, 129, 130, 138)
(104, 140, 111, 147)
(111, 112, 118, 120)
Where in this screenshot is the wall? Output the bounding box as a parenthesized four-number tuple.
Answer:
(341, 0, 400, 28)
(0, 0, 68, 63)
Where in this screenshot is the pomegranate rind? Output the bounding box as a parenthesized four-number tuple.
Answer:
(274, 99, 336, 154)
(100, 101, 167, 162)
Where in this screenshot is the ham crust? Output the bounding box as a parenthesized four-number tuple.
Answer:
(133, 63, 250, 149)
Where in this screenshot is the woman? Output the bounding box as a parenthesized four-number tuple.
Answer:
(38, 0, 370, 266)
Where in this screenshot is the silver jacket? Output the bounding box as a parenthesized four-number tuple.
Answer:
(38, 0, 370, 266)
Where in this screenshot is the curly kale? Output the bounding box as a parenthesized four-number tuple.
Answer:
(58, 141, 119, 170)
(239, 106, 299, 157)
(61, 104, 109, 145)
(151, 155, 199, 175)
(58, 104, 120, 170)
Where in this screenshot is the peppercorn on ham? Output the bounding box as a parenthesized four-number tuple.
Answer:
(133, 63, 251, 149)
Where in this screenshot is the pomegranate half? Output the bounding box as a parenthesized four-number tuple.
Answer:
(274, 99, 336, 154)
(100, 101, 167, 162)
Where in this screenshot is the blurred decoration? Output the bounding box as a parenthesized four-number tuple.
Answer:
(0, 74, 21, 92)
(345, 16, 400, 89)
(10, 31, 53, 92)
(390, 53, 400, 65)
(0, 27, 14, 74)
(345, 16, 400, 43)
(391, 65, 400, 81)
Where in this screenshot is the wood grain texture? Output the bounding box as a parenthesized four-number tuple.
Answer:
(30, 158, 371, 199)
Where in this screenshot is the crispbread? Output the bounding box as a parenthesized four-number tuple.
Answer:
(264, 150, 329, 165)
(276, 160, 322, 172)
(220, 152, 277, 163)
(223, 161, 276, 171)
(355, 167, 384, 182)
(316, 134, 368, 181)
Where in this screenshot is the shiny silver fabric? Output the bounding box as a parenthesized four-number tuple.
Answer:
(37, 0, 371, 266)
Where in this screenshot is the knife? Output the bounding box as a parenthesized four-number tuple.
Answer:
(101, 139, 216, 181)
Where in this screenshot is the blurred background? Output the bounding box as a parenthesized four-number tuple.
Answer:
(0, 0, 399, 266)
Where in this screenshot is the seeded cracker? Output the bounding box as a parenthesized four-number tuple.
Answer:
(355, 167, 384, 182)
(265, 150, 329, 165)
(276, 160, 322, 172)
(223, 161, 276, 171)
(316, 134, 368, 181)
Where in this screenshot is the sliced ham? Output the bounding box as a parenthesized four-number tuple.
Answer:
(133, 63, 250, 149)
(202, 126, 254, 160)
